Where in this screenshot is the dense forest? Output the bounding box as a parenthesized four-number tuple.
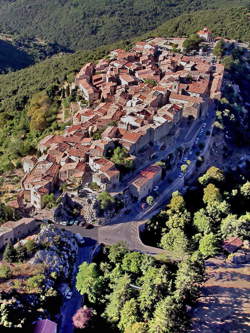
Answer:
(0, 35, 71, 74)
(141, 7, 250, 42)
(0, 0, 248, 50)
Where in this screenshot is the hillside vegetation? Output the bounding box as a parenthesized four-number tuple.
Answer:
(0, 0, 248, 50)
(0, 7, 249, 173)
(142, 7, 250, 42)
(0, 35, 71, 74)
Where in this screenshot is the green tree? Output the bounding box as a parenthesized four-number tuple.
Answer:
(138, 266, 169, 320)
(118, 298, 139, 331)
(125, 322, 148, 333)
(221, 213, 250, 239)
(167, 194, 185, 213)
(42, 193, 57, 209)
(122, 252, 144, 274)
(222, 55, 234, 70)
(105, 274, 132, 323)
(24, 239, 37, 255)
(193, 209, 213, 234)
(161, 228, 188, 257)
(206, 200, 230, 223)
(149, 296, 186, 333)
(27, 274, 45, 290)
(167, 210, 191, 229)
(181, 164, 188, 173)
(0, 264, 11, 279)
(241, 181, 250, 198)
(3, 242, 17, 263)
(146, 195, 154, 206)
(98, 191, 115, 210)
(15, 244, 27, 262)
(108, 242, 128, 264)
(213, 39, 225, 57)
(183, 34, 203, 52)
(203, 184, 222, 205)
(175, 256, 204, 301)
(76, 262, 103, 303)
(111, 146, 133, 170)
(198, 166, 224, 186)
(199, 233, 218, 257)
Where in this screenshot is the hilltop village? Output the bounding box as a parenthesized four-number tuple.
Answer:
(19, 31, 224, 217)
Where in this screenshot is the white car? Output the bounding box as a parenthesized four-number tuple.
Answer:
(178, 173, 183, 178)
(75, 233, 85, 246)
(60, 221, 67, 226)
(65, 290, 73, 300)
(153, 186, 159, 191)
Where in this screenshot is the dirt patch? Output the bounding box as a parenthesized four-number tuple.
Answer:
(190, 256, 250, 333)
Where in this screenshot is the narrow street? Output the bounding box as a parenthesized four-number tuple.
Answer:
(57, 239, 96, 333)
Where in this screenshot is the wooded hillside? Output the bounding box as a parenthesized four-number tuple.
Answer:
(0, 0, 248, 50)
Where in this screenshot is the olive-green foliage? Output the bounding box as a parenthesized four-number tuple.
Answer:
(160, 228, 188, 257)
(108, 242, 129, 264)
(118, 298, 139, 331)
(203, 184, 222, 205)
(198, 166, 225, 186)
(42, 193, 57, 209)
(183, 34, 203, 52)
(3, 242, 17, 263)
(27, 91, 57, 131)
(199, 233, 219, 257)
(0, 202, 18, 225)
(0, 264, 11, 279)
(105, 274, 132, 323)
(122, 252, 144, 274)
(26, 273, 45, 290)
(0, 36, 68, 74)
(221, 213, 250, 239)
(125, 322, 148, 333)
(98, 191, 115, 210)
(0, 0, 243, 51)
(111, 146, 133, 170)
(193, 209, 213, 234)
(213, 39, 226, 57)
(148, 296, 186, 333)
(24, 239, 37, 256)
(241, 181, 250, 197)
(76, 262, 104, 303)
(142, 7, 250, 43)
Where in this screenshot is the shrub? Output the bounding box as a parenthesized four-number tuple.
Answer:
(0, 264, 11, 279)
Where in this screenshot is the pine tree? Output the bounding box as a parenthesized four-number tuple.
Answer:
(3, 242, 17, 263)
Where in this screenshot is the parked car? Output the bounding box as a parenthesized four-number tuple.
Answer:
(60, 221, 67, 226)
(75, 233, 85, 246)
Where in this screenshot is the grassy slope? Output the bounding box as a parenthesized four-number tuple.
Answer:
(0, 0, 248, 50)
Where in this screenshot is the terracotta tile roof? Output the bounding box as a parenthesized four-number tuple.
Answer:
(34, 319, 57, 333)
(121, 131, 143, 143)
(169, 92, 203, 104)
(187, 79, 209, 95)
(223, 237, 243, 253)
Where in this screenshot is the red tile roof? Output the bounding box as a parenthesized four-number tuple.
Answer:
(33, 319, 57, 333)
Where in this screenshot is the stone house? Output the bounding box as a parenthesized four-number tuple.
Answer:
(129, 164, 162, 200)
(0, 218, 41, 250)
(22, 156, 38, 173)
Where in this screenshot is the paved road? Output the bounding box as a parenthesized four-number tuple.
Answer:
(57, 238, 96, 333)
